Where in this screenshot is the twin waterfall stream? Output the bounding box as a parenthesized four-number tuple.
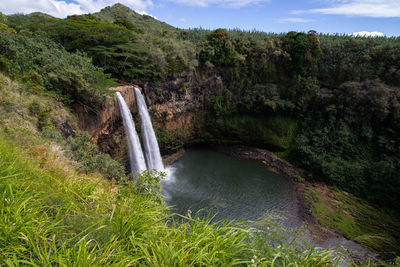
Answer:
(116, 89, 164, 179)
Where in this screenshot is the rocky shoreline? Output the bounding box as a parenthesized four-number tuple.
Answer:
(162, 148, 186, 166)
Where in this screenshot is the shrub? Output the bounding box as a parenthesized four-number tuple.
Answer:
(28, 99, 53, 130)
(0, 30, 114, 108)
(0, 54, 9, 72)
(68, 133, 125, 180)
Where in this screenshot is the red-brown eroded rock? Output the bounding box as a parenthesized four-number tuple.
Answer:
(75, 81, 202, 156)
(75, 71, 223, 155)
(75, 85, 137, 145)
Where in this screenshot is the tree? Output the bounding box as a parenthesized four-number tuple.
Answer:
(0, 12, 7, 24)
(281, 31, 322, 75)
(199, 29, 238, 67)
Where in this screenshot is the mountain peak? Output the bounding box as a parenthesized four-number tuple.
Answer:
(98, 3, 139, 19)
(93, 4, 177, 34)
(109, 3, 136, 13)
(28, 12, 55, 18)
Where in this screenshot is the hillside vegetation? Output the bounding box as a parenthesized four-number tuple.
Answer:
(1, 4, 400, 263)
(0, 67, 343, 265)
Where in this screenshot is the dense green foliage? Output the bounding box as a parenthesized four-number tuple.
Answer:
(0, 26, 116, 107)
(7, 10, 195, 83)
(291, 79, 400, 207)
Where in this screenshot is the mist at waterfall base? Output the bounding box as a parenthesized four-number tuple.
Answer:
(116, 90, 164, 178)
(161, 149, 300, 226)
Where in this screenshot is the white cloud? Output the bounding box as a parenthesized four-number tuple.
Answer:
(0, 0, 154, 18)
(293, 0, 400, 18)
(136, 10, 157, 19)
(164, 0, 270, 8)
(352, 31, 385, 37)
(278, 17, 313, 23)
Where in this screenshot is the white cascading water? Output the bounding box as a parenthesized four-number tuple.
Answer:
(116, 91, 147, 177)
(134, 87, 164, 171)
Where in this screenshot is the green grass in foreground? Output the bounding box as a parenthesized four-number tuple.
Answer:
(0, 133, 347, 266)
(304, 186, 400, 260)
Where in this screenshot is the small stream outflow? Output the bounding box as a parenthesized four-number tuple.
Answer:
(116, 89, 164, 179)
(116, 92, 147, 177)
(134, 88, 164, 171)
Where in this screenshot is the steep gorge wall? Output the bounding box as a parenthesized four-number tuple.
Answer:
(141, 71, 218, 153)
(75, 86, 134, 156)
(74, 69, 296, 163)
(75, 71, 224, 157)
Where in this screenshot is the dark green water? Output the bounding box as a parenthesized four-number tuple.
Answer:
(160, 149, 376, 262)
(161, 149, 298, 225)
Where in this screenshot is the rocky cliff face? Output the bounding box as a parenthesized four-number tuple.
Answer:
(142, 71, 214, 153)
(75, 85, 137, 157)
(75, 70, 223, 157)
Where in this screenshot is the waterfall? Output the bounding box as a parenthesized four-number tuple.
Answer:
(134, 87, 164, 171)
(116, 91, 147, 177)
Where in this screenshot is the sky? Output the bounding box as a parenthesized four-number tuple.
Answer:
(1, 0, 400, 36)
